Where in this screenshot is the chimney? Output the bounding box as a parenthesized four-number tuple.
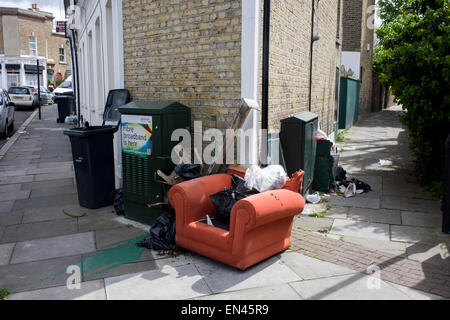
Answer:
(31, 4, 39, 10)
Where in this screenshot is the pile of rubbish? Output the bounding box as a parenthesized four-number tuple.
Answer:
(332, 166, 371, 198)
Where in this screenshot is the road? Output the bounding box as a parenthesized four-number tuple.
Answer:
(0, 107, 35, 149)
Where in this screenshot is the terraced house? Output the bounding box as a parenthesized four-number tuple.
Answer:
(66, 0, 376, 184)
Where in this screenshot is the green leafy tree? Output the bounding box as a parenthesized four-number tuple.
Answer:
(374, 0, 450, 187)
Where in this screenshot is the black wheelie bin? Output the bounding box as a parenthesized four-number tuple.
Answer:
(64, 89, 131, 209)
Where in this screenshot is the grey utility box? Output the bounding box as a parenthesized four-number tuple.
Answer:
(280, 112, 319, 195)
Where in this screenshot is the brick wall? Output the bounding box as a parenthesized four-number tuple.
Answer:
(48, 33, 71, 79)
(122, 0, 242, 130)
(342, 0, 362, 52)
(0, 16, 3, 53)
(265, 0, 341, 134)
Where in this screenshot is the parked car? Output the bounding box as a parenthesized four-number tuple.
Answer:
(53, 76, 73, 97)
(8, 86, 37, 109)
(0, 89, 15, 138)
(25, 86, 54, 105)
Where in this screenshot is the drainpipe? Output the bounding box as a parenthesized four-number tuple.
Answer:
(308, 0, 316, 112)
(262, 0, 270, 159)
(72, 30, 81, 127)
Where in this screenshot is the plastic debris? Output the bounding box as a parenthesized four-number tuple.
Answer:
(306, 192, 321, 204)
(378, 159, 393, 166)
(244, 165, 287, 193)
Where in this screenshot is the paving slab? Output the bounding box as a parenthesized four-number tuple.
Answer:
(0, 200, 14, 213)
(78, 210, 126, 233)
(10, 232, 95, 264)
(330, 219, 390, 241)
(325, 206, 348, 219)
(382, 196, 441, 214)
(289, 273, 413, 300)
(22, 205, 77, 223)
(348, 207, 401, 225)
(340, 235, 407, 256)
(193, 255, 301, 294)
(0, 211, 23, 226)
(293, 216, 334, 232)
(12, 193, 78, 211)
(0, 184, 22, 193)
(29, 185, 76, 198)
(405, 243, 450, 269)
(0, 170, 27, 178)
(26, 166, 72, 175)
(83, 258, 158, 282)
(0, 175, 34, 185)
(391, 225, 450, 245)
(95, 227, 148, 250)
(7, 279, 106, 300)
(1, 219, 78, 243)
(330, 195, 380, 209)
(194, 284, 303, 300)
(0, 243, 14, 266)
(280, 251, 357, 280)
(0, 190, 30, 202)
(0, 254, 82, 293)
(33, 171, 75, 182)
(401, 211, 442, 228)
(387, 282, 444, 300)
(20, 178, 74, 190)
(104, 264, 212, 300)
(382, 176, 435, 200)
(37, 161, 74, 168)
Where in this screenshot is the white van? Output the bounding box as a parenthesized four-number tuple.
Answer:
(53, 76, 73, 96)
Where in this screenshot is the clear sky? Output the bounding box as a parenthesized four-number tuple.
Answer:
(0, 0, 65, 21)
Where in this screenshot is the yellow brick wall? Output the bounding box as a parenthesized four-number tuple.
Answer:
(263, 0, 341, 135)
(122, 0, 242, 130)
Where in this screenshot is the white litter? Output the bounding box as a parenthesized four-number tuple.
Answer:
(378, 159, 393, 166)
(306, 192, 321, 204)
(206, 215, 213, 226)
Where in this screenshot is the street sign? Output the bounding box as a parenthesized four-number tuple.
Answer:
(56, 21, 66, 33)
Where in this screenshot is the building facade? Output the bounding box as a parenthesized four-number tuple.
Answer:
(0, 4, 71, 89)
(341, 0, 375, 115)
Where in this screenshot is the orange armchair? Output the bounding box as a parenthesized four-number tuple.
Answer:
(168, 174, 305, 270)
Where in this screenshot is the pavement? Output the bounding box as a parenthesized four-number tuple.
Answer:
(0, 108, 33, 149)
(0, 104, 448, 300)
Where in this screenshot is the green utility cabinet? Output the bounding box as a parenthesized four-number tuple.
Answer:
(312, 140, 334, 193)
(118, 101, 191, 225)
(339, 77, 360, 129)
(280, 112, 318, 195)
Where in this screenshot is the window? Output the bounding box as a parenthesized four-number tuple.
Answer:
(59, 48, 66, 63)
(29, 36, 37, 56)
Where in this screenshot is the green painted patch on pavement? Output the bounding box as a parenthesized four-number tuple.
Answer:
(10, 234, 149, 293)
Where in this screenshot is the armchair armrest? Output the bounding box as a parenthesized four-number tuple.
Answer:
(168, 174, 231, 225)
(230, 189, 305, 232)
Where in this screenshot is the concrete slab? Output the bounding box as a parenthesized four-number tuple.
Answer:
(401, 211, 442, 228)
(386, 282, 444, 300)
(280, 251, 357, 280)
(83, 258, 158, 282)
(78, 211, 125, 233)
(348, 207, 401, 225)
(29, 185, 76, 198)
(10, 232, 95, 264)
(20, 178, 74, 190)
(0, 184, 22, 193)
(22, 206, 73, 223)
(0, 170, 27, 178)
(0, 211, 23, 226)
(0, 175, 33, 185)
(383, 176, 435, 200)
(193, 255, 301, 294)
(95, 227, 147, 250)
(330, 219, 390, 241)
(104, 264, 212, 300)
(0, 190, 30, 202)
(26, 166, 72, 175)
(391, 225, 450, 245)
(293, 216, 334, 232)
(37, 161, 73, 169)
(325, 206, 348, 219)
(330, 195, 380, 209)
(194, 284, 303, 300)
(0, 243, 14, 266)
(7, 280, 106, 300)
(341, 235, 407, 256)
(1, 219, 78, 243)
(405, 243, 450, 269)
(33, 172, 75, 182)
(0, 200, 14, 213)
(289, 273, 412, 300)
(382, 196, 441, 214)
(12, 193, 79, 211)
(0, 254, 82, 293)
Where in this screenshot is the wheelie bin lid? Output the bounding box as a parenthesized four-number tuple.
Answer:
(64, 89, 131, 138)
